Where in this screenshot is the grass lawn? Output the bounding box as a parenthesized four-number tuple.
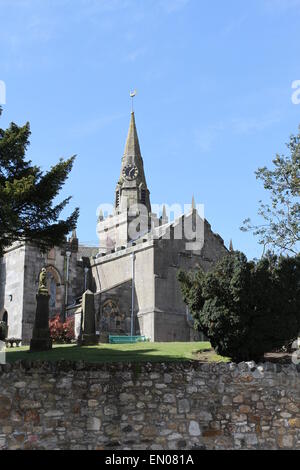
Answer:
(5, 341, 229, 364)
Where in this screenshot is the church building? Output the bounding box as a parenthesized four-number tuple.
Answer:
(0, 111, 228, 343)
(91, 111, 228, 342)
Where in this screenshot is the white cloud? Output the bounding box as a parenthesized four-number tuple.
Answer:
(123, 47, 147, 63)
(194, 123, 225, 152)
(221, 15, 248, 37)
(231, 113, 281, 133)
(68, 113, 126, 138)
(263, 0, 300, 12)
(194, 113, 281, 152)
(159, 0, 190, 14)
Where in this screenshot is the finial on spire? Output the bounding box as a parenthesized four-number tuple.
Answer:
(160, 205, 168, 225)
(130, 89, 137, 113)
(192, 195, 196, 211)
(123, 110, 142, 159)
(98, 209, 104, 222)
(70, 228, 77, 241)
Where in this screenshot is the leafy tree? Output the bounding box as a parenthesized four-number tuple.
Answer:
(241, 128, 300, 255)
(0, 107, 79, 256)
(178, 252, 300, 362)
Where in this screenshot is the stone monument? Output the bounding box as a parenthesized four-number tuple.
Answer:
(80, 290, 98, 346)
(29, 268, 52, 352)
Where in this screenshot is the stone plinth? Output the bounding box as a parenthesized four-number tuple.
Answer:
(80, 290, 98, 346)
(29, 293, 52, 352)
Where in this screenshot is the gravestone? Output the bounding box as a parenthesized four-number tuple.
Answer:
(30, 268, 52, 352)
(80, 290, 98, 346)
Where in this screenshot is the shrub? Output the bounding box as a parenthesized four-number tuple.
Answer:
(49, 315, 75, 344)
(178, 252, 300, 363)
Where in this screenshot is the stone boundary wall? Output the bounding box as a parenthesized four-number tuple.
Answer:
(0, 361, 299, 450)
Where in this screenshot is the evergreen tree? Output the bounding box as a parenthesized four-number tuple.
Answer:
(178, 252, 300, 362)
(0, 107, 79, 256)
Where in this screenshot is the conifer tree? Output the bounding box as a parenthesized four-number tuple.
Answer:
(0, 107, 79, 256)
(178, 252, 300, 363)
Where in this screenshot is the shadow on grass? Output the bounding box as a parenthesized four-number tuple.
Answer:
(6, 342, 212, 364)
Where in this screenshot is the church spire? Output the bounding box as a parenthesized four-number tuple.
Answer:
(116, 111, 151, 215)
(123, 111, 142, 162)
(191, 195, 196, 211)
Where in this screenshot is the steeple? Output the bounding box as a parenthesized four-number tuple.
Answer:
(69, 227, 78, 252)
(160, 205, 168, 225)
(123, 112, 142, 162)
(97, 110, 152, 253)
(71, 228, 77, 239)
(115, 112, 151, 214)
(191, 195, 196, 211)
(98, 209, 104, 222)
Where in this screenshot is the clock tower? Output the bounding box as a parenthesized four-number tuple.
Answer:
(115, 111, 151, 215)
(97, 111, 153, 252)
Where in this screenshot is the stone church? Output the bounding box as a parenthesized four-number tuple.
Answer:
(0, 111, 228, 344)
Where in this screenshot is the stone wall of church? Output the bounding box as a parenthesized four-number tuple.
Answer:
(0, 243, 26, 339)
(0, 242, 86, 345)
(20, 244, 84, 344)
(91, 241, 156, 339)
(0, 361, 299, 450)
(150, 216, 228, 342)
(91, 222, 229, 342)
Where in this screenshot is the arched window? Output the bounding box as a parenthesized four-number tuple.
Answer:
(0, 310, 8, 342)
(2, 311, 7, 324)
(101, 300, 125, 333)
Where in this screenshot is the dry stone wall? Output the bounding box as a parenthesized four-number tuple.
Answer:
(0, 361, 299, 450)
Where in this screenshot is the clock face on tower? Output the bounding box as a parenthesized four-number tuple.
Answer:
(123, 164, 139, 181)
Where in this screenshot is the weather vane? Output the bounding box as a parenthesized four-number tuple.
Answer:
(130, 89, 137, 112)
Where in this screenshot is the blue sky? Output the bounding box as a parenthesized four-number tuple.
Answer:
(0, 0, 300, 258)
